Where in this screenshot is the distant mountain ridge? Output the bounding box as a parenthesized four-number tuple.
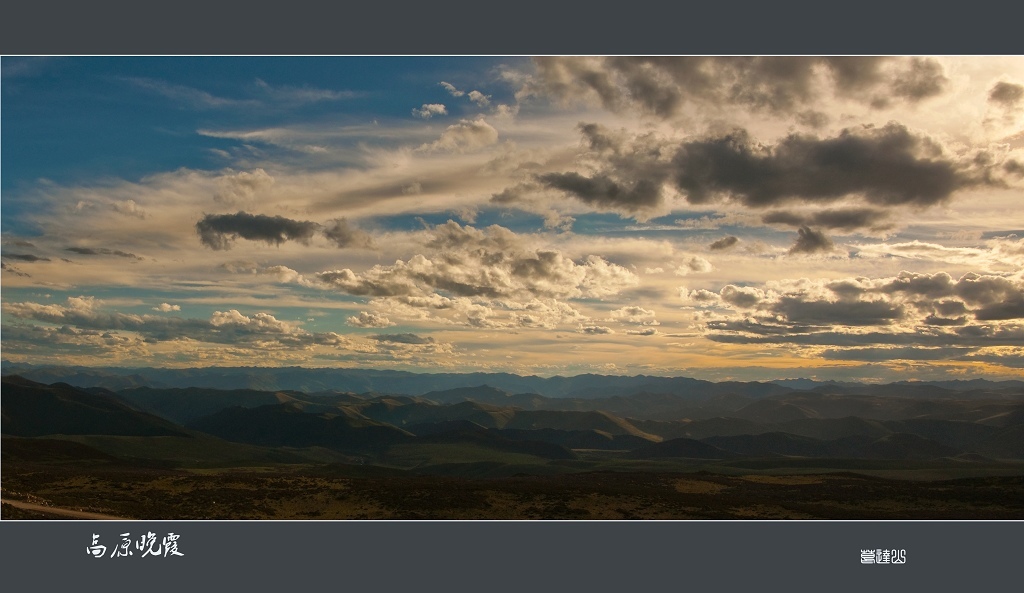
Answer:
(5, 377, 1023, 463)
(5, 362, 1023, 400)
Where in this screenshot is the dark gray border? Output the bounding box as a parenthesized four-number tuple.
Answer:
(1, 0, 1019, 55)
(3, 2, 1021, 591)
(1, 520, 1020, 592)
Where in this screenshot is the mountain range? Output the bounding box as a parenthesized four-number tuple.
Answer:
(4, 374, 1022, 464)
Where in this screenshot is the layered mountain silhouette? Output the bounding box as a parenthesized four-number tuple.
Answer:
(2, 376, 187, 437)
(4, 373, 1023, 467)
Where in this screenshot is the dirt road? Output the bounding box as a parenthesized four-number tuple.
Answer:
(2, 499, 129, 520)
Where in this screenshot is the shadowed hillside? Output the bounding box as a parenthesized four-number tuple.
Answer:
(1, 376, 187, 437)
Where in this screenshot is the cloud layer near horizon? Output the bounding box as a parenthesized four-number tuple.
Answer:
(3, 56, 1023, 381)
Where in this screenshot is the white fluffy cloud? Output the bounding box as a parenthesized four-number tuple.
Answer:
(347, 311, 395, 328)
(412, 103, 448, 119)
(419, 118, 499, 152)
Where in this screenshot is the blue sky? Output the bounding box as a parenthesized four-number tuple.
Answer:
(3, 56, 1024, 381)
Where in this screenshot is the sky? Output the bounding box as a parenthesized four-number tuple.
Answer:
(2, 56, 1023, 382)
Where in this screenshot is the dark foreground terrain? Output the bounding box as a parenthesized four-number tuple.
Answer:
(4, 373, 1024, 520)
(5, 436, 1023, 520)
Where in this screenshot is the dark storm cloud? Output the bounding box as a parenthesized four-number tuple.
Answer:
(955, 274, 1024, 320)
(876, 271, 956, 298)
(536, 172, 662, 211)
(322, 218, 375, 249)
(788, 226, 834, 254)
(196, 211, 321, 250)
(370, 333, 435, 345)
(762, 207, 893, 232)
(2, 253, 50, 262)
(889, 58, 948, 101)
(197, 213, 375, 251)
(973, 299, 1024, 321)
(674, 123, 975, 208)
(65, 247, 143, 260)
(923, 314, 968, 326)
(774, 296, 905, 326)
(988, 81, 1024, 107)
(954, 272, 1024, 306)
(535, 122, 673, 215)
(708, 236, 739, 250)
(520, 120, 995, 220)
(934, 299, 969, 317)
(530, 57, 947, 118)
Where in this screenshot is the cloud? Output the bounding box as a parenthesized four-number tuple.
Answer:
(123, 77, 254, 109)
(322, 218, 375, 249)
(626, 328, 659, 336)
(532, 122, 674, 218)
(681, 288, 722, 307)
(1, 262, 31, 277)
(719, 285, 765, 308)
(762, 207, 894, 233)
(468, 90, 491, 107)
(492, 104, 519, 119)
(253, 78, 356, 104)
(708, 236, 739, 250)
(887, 57, 948, 102)
(112, 199, 146, 219)
(579, 325, 614, 335)
(691, 271, 1024, 351)
(519, 120, 1006, 223)
(413, 103, 448, 119)
(1, 323, 148, 360)
(2, 240, 36, 248)
(609, 305, 660, 325)
(317, 221, 637, 301)
(196, 211, 320, 250)
(789, 226, 835, 254)
(819, 346, 975, 362)
(674, 123, 983, 209)
(537, 171, 663, 214)
(419, 118, 498, 152)
(674, 256, 713, 275)
(773, 296, 904, 326)
(988, 81, 1024, 108)
(525, 57, 948, 118)
(347, 311, 395, 328)
(153, 303, 181, 312)
(214, 169, 275, 206)
(795, 110, 830, 128)
(370, 333, 435, 345)
(65, 247, 143, 260)
(851, 236, 1024, 272)
(439, 81, 465, 97)
(5, 296, 349, 349)
(2, 253, 50, 262)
